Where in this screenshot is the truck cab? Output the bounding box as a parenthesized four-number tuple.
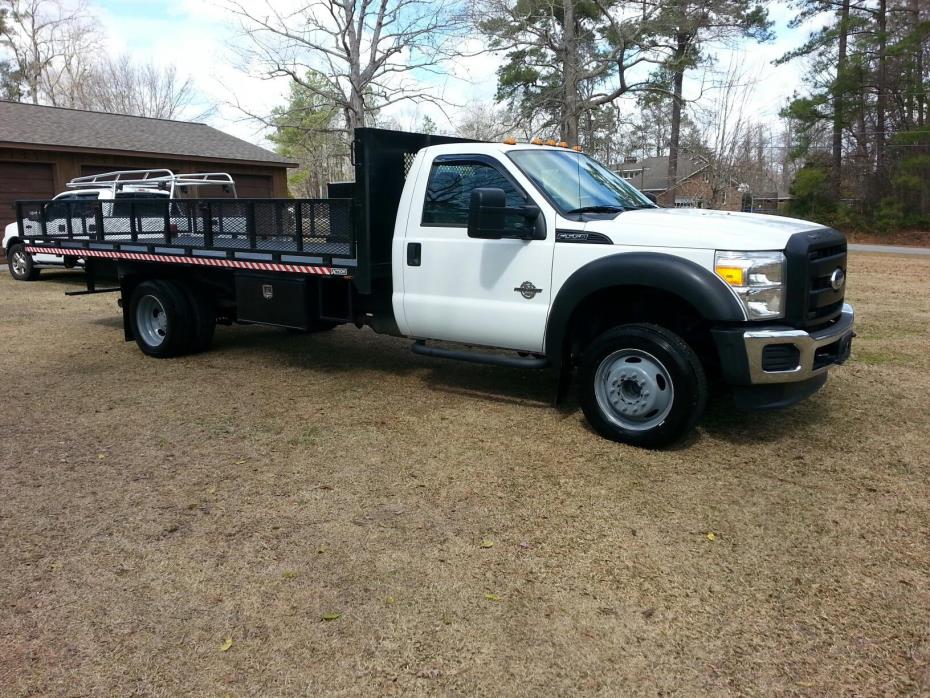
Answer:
(393, 139, 852, 440)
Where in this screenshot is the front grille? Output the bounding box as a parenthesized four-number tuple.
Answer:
(809, 244, 846, 261)
(785, 228, 848, 329)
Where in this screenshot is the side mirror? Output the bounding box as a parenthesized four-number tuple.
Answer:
(644, 192, 658, 205)
(467, 187, 543, 240)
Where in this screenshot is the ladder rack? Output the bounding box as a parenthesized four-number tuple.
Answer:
(66, 170, 238, 197)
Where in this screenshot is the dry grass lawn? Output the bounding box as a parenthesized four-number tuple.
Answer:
(1, 252, 928, 696)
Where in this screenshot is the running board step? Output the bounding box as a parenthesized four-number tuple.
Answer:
(65, 287, 120, 296)
(412, 340, 549, 369)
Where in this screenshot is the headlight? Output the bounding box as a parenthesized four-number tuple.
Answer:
(714, 250, 786, 320)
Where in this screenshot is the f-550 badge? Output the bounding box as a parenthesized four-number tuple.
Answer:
(515, 281, 543, 299)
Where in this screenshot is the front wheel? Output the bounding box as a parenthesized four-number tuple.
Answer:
(8, 244, 40, 281)
(579, 324, 707, 448)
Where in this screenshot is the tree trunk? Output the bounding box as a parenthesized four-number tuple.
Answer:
(667, 33, 688, 197)
(560, 0, 579, 143)
(345, 3, 365, 133)
(831, 0, 850, 200)
(910, 0, 924, 127)
(874, 0, 888, 197)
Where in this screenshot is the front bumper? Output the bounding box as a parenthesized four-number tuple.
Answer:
(711, 304, 855, 409)
(742, 303, 854, 384)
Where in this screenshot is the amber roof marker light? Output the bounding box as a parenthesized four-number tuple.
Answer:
(502, 135, 517, 145)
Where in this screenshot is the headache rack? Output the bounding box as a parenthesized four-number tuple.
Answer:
(15, 197, 356, 276)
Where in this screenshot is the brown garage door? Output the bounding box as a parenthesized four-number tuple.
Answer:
(0, 161, 55, 231)
(232, 174, 273, 198)
(80, 164, 129, 176)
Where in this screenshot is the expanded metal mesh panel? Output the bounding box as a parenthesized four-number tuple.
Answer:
(403, 152, 416, 177)
(16, 197, 356, 259)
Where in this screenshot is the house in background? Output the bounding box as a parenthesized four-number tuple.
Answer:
(616, 153, 746, 211)
(0, 101, 296, 233)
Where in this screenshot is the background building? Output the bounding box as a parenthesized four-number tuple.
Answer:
(0, 101, 295, 233)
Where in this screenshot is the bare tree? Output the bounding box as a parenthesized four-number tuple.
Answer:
(225, 0, 470, 134)
(688, 59, 762, 206)
(78, 55, 203, 120)
(455, 100, 518, 140)
(0, 0, 98, 105)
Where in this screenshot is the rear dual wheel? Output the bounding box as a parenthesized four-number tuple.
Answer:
(129, 280, 215, 357)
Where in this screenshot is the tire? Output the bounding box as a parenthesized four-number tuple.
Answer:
(177, 281, 216, 353)
(128, 280, 196, 358)
(579, 323, 707, 448)
(8, 244, 40, 281)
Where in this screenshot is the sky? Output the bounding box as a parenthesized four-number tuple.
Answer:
(91, 0, 822, 149)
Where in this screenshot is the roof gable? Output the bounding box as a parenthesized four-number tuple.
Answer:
(0, 101, 295, 166)
(617, 153, 709, 192)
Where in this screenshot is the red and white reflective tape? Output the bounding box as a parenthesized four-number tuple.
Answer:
(24, 245, 347, 277)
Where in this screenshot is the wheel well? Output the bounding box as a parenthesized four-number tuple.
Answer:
(563, 285, 719, 374)
(5, 236, 22, 253)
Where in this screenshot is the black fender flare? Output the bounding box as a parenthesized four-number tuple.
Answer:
(544, 251, 746, 365)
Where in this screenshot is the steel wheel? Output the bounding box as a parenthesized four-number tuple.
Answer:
(593, 348, 675, 432)
(135, 294, 168, 348)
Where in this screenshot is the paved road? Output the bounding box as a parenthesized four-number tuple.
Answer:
(849, 243, 930, 256)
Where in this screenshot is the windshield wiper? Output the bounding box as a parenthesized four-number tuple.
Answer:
(566, 205, 624, 214)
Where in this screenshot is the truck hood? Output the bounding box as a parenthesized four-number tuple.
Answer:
(586, 208, 829, 251)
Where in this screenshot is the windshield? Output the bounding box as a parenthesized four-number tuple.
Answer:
(508, 149, 655, 214)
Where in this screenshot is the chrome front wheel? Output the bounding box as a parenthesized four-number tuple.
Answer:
(8, 244, 38, 281)
(11, 250, 27, 277)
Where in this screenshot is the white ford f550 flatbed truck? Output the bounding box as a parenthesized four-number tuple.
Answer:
(12, 128, 854, 447)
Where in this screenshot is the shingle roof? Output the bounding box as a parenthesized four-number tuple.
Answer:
(0, 101, 295, 166)
(615, 153, 708, 192)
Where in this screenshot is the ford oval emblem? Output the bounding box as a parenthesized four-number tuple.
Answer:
(830, 268, 845, 291)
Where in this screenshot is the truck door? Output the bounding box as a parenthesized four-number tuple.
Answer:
(400, 154, 554, 353)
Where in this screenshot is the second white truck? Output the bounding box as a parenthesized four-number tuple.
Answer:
(4, 170, 237, 280)
(12, 128, 854, 447)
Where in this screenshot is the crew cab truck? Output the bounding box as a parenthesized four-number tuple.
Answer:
(5, 169, 237, 281)
(13, 128, 854, 448)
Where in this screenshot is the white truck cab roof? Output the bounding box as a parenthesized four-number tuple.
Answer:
(53, 187, 171, 201)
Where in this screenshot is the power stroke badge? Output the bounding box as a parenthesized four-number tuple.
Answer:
(514, 281, 543, 299)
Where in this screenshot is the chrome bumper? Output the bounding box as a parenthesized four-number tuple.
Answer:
(743, 303, 855, 384)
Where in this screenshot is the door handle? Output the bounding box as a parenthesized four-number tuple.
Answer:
(407, 242, 421, 266)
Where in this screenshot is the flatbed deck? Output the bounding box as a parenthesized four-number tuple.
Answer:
(16, 197, 356, 276)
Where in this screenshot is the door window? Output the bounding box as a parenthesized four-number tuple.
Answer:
(46, 192, 98, 219)
(422, 160, 528, 229)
